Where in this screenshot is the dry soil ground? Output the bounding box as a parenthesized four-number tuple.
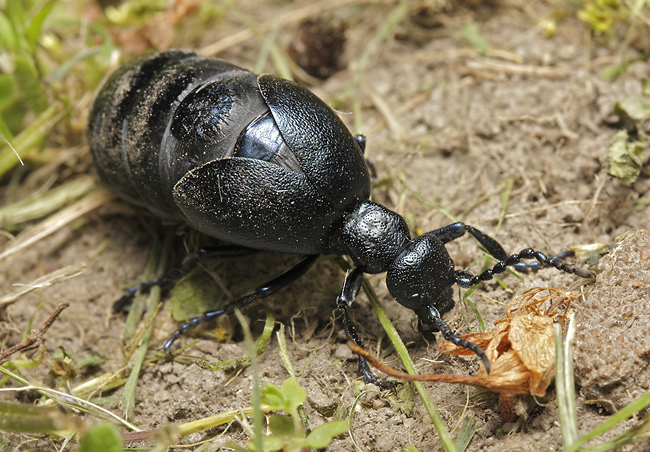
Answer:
(1, 1, 649, 451)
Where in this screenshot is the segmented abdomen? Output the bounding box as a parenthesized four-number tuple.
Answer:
(88, 51, 268, 219)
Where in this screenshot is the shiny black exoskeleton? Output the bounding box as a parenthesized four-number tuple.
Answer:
(88, 50, 591, 384)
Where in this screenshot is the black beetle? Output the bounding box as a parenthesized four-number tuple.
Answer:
(88, 50, 590, 384)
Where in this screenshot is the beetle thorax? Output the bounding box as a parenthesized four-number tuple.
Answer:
(339, 201, 411, 274)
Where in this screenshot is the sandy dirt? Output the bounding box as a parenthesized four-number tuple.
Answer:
(1, 1, 649, 451)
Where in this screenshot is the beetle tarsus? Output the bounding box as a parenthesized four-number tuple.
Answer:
(419, 306, 491, 374)
(113, 270, 183, 313)
(359, 356, 399, 389)
(509, 250, 583, 274)
(164, 308, 227, 353)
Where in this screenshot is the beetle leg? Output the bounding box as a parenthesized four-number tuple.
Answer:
(337, 267, 398, 389)
(508, 250, 580, 274)
(426, 222, 507, 261)
(355, 134, 377, 178)
(163, 254, 319, 353)
(355, 134, 366, 153)
(418, 306, 491, 373)
(113, 245, 260, 312)
(181, 245, 260, 271)
(112, 270, 183, 313)
(428, 223, 590, 276)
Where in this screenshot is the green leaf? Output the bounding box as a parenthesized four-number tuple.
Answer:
(304, 420, 348, 448)
(455, 417, 477, 452)
(260, 377, 306, 416)
(79, 423, 123, 452)
(0, 117, 13, 141)
(0, 10, 19, 51)
(5, 0, 26, 39)
(260, 382, 284, 409)
(0, 75, 16, 111)
(268, 414, 297, 438)
(0, 400, 74, 433)
(280, 377, 307, 413)
(604, 130, 650, 184)
(615, 94, 650, 123)
(13, 54, 48, 113)
(26, 0, 57, 52)
(461, 22, 488, 54)
(403, 446, 422, 452)
(170, 266, 225, 321)
(258, 435, 283, 452)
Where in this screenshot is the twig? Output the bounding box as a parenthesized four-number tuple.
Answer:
(466, 57, 568, 79)
(0, 303, 69, 365)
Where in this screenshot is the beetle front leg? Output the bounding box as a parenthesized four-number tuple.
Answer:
(418, 306, 491, 373)
(337, 268, 397, 389)
(164, 254, 319, 353)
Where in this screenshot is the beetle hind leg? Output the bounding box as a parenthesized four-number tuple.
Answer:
(113, 269, 183, 313)
(164, 254, 319, 353)
(113, 245, 260, 313)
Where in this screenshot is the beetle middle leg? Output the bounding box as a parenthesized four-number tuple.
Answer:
(163, 254, 319, 352)
(337, 268, 398, 389)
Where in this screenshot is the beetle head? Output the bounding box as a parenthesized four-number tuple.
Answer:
(385, 234, 457, 320)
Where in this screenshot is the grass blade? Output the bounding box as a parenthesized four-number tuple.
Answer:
(555, 315, 578, 448)
(121, 233, 171, 420)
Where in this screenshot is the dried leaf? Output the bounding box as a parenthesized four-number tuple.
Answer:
(350, 287, 578, 397)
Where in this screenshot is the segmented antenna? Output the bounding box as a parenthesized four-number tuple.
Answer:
(455, 248, 592, 288)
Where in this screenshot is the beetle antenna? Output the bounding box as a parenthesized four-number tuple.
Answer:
(455, 248, 592, 288)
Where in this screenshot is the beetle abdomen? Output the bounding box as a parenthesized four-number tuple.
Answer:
(89, 50, 372, 254)
(89, 51, 269, 218)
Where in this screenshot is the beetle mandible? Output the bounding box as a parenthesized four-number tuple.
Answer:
(88, 50, 590, 385)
